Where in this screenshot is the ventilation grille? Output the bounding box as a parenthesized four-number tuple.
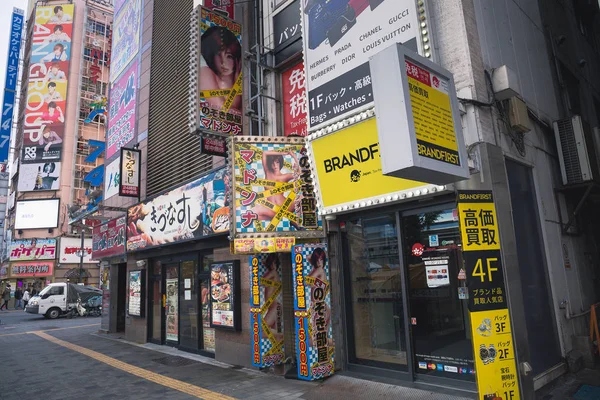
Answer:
(147, 0, 212, 197)
(555, 118, 583, 184)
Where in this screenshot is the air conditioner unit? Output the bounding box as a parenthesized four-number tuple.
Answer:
(553, 115, 599, 185)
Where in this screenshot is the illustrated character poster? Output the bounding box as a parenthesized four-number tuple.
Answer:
(110, 0, 141, 82)
(197, 6, 243, 135)
(292, 244, 334, 380)
(233, 139, 322, 235)
(23, 4, 75, 166)
(250, 254, 284, 367)
(126, 168, 230, 251)
(128, 270, 142, 316)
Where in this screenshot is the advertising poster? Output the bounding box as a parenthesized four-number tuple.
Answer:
(210, 261, 240, 330)
(104, 157, 120, 200)
(128, 270, 143, 317)
(195, 6, 243, 135)
(22, 4, 74, 166)
(107, 60, 138, 159)
(126, 167, 230, 251)
(423, 255, 450, 288)
(119, 148, 141, 197)
(282, 62, 308, 137)
(458, 191, 521, 400)
(10, 261, 54, 277)
(308, 118, 431, 211)
(233, 137, 322, 236)
(9, 238, 56, 261)
(0, 8, 24, 162)
(301, 0, 418, 129)
(110, 0, 141, 82)
(233, 237, 295, 254)
(201, 280, 216, 352)
(166, 277, 178, 342)
(15, 199, 60, 230)
(204, 0, 235, 18)
(292, 244, 334, 380)
(92, 216, 126, 260)
(59, 237, 94, 264)
(17, 161, 61, 191)
(250, 254, 285, 368)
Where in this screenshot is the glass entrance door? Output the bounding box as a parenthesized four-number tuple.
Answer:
(401, 207, 474, 381)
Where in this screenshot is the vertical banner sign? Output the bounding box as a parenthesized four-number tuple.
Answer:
(0, 8, 24, 162)
(107, 60, 138, 159)
(457, 191, 521, 400)
(282, 62, 308, 137)
(250, 254, 285, 368)
(300, 0, 419, 130)
(119, 147, 141, 197)
(232, 137, 323, 237)
(190, 6, 243, 136)
(110, 0, 141, 82)
(203, 0, 235, 19)
(22, 4, 74, 171)
(292, 244, 334, 380)
(166, 277, 178, 341)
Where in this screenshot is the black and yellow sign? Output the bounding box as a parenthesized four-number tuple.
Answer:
(458, 190, 521, 400)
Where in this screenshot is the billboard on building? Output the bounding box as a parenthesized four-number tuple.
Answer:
(107, 59, 138, 159)
(189, 6, 243, 137)
(0, 8, 24, 163)
(232, 136, 323, 238)
(292, 244, 334, 380)
(9, 238, 57, 261)
(282, 62, 308, 137)
(204, 0, 235, 19)
(273, 0, 302, 65)
(307, 117, 442, 215)
(17, 161, 61, 192)
(59, 237, 94, 264)
(10, 261, 54, 277)
(126, 167, 230, 252)
(22, 4, 74, 167)
(300, 0, 420, 130)
(92, 216, 126, 260)
(119, 147, 141, 197)
(15, 199, 60, 229)
(104, 157, 120, 200)
(110, 0, 141, 82)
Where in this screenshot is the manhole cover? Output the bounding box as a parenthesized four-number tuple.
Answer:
(152, 356, 199, 367)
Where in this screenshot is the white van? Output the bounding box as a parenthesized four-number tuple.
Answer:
(26, 282, 101, 319)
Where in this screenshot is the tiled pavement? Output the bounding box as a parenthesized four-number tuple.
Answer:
(0, 311, 475, 399)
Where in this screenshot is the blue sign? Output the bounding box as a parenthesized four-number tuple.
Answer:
(0, 8, 24, 163)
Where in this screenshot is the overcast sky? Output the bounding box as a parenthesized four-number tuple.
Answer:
(0, 0, 29, 93)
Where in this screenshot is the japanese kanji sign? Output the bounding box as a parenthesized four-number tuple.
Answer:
(458, 190, 521, 400)
(10, 261, 54, 277)
(273, 0, 301, 65)
(9, 239, 56, 262)
(282, 62, 308, 137)
(232, 137, 323, 239)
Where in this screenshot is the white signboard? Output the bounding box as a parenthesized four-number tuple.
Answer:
(59, 237, 94, 264)
(17, 162, 61, 192)
(301, 0, 419, 130)
(15, 199, 60, 229)
(104, 157, 120, 200)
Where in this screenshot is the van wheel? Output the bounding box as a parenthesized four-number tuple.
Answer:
(47, 308, 61, 319)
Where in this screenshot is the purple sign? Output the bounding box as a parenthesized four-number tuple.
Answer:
(107, 60, 138, 159)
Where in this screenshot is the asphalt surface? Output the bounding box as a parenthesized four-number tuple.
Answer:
(0, 310, 476, 400)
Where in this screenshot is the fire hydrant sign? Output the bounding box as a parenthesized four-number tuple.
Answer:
(370, 43, 469, 184)
(457, 190, 521, 400)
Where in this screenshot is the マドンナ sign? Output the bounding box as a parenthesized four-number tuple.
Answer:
(232, 136, 323, 239)
(301, 0, 420, 130)
(370, 43, 469, 184)
(307, 117, 441, 214)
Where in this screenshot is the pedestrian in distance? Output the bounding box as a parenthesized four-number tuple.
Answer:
(23, 288, 30, 310)
(14, 286, 23, 310)
(0, 284, 11, 311)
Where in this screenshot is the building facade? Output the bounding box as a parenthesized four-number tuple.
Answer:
(91, 0, 600, 399)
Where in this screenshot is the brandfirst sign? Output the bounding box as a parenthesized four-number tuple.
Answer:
(370, 43, 469, 184)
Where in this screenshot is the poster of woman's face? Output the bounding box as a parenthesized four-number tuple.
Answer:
(198, 7, 243, 135)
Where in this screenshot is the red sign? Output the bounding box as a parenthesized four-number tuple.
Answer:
(282, 62, 308, 137)
(92, 216, 126, 259)
(11, 261, 54, 277)
(204, 0, 235, 19)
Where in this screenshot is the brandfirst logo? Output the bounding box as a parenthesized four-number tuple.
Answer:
(350, 170, 361, 182)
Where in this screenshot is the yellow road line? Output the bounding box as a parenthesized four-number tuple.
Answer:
(32, 331, 236, 400)
(0, 323, 99, 337)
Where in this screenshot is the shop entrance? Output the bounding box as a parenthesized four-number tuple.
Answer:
(341, 203, 474, 385)
(147, 254, 215, 356)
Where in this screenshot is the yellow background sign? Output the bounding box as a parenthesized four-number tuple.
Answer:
(310, 118, 427, 208)
(458, 201, 501, 251)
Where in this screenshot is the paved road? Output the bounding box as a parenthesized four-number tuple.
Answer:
(0, 310, 474, 400)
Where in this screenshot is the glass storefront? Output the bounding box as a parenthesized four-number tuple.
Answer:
(341, 203, 475, 383)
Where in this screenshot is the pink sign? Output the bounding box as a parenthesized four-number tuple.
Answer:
(11, 261, 54, 277)
(107, 60, 138, 159)
(282, 62, 308, 137)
